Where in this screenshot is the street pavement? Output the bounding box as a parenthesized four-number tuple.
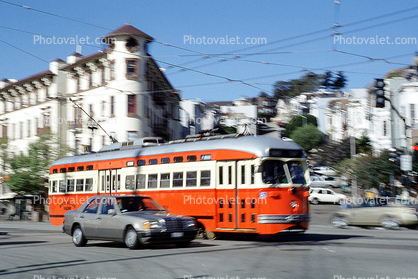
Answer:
(1, 204, 418, 279)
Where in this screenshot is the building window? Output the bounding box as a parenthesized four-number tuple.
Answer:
(19, 121, 23, 139)
(383, 121, 387, 137)
(126, 37, 139, 52)
(411, 104, 416, 125)
(27, 120, 31, 138)
(2, 125, 7, 139)
(127, 95, 137, 116)
(101, 67, 106, 84)
(89, 72, 93, 88)
(76, 76, 80, 92)
(110, 61, 115, 80)
(127, 131, 137, 141)
(126, 59, 139, 79)
(101, 101, 106, 117)
(110, 96, 115, 116)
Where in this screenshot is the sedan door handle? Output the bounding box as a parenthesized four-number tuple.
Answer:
(79, 215, 84, 219)
(96, 217, 102, 220)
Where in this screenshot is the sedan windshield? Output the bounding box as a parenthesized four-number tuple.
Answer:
(117, 197, 164, 212)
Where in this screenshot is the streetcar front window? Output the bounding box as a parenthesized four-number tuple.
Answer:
(262, 160, 288, 184)
(288, 161, 307, 185)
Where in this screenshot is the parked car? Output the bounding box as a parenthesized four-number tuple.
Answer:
(308, 188, 347, 204)
(311, 166, 337, 176)
(331, 198, 418, 229)
(63, 195, 198, 249)
(309, 175, 340, 188)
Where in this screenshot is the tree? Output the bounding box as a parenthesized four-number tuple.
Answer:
(285, 114, 317, 137)
(331, 71, 347, 91)
(322, 71, 333, 91)
(315, 138, 352, 166)
(7, 131, 70, 194)
(290, 124, 324, 152)
(273, 72, 326, 99)
(356, 135, 372, 155)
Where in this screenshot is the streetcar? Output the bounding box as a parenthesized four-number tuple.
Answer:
(48, 134, 310, 237)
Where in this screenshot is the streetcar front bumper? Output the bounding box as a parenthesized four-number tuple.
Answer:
(258, 214, 310, 224)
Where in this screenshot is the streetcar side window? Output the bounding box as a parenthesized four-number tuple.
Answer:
(137, 160, 146, 166)
(160, 173, 170, 188)
(148, 174, 158, 188)
(200, 170, 211, 186)
(161, 158, 170, 164)
(52, 169, 58, 173)
(85, 178, 93, 191)
(174, 156, 183, 163)
(112, 175, 121, 190)
(250, 165, 255, 184)
(186, 171, 197, 187)
(136, 174, 145, 189)
(187, 155, 197, 162)
(149, 159, 158, 165)
(86, 165, 94, 170)
(173, 172, 183, 187)
(59, 180, 66, 192)
(125, 175, 135, 190)
(228, 166, 232, 185)
(67, 179, 75, 192)
(77, 166, 84, 171)
(219, 166, 223, 185)
(241, 165, 245, 184)
(51, 180, 57, 193)
(68, 167, 75, 172)
(76, 179, 84, 192)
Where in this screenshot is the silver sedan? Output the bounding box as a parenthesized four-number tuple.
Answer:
(63, 195, 198, 249)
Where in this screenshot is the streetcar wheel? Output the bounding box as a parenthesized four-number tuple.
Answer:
(72, 225, 87, 247)
(205, 230, 217, 240)
(380, 217, 400, 230)
(125, 227, 140, 249)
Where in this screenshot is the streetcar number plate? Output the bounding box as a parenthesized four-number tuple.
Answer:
(171, 232, 184, 238)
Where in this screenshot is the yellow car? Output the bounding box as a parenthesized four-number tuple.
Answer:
(331, 198, 418, 229)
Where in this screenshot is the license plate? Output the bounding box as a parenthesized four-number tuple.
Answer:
(171, 232, 184, 238)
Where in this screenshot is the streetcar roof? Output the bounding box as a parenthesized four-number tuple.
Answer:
(51, 135, 304, 166)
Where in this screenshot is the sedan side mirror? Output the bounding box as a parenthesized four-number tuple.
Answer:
(108, 209, 117, 216)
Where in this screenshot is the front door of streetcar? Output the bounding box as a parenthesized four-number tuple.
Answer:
(215, 161, 237, 230)
(99, 169, 121, 195)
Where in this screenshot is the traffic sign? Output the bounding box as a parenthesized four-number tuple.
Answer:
(400, 155, 412, 171)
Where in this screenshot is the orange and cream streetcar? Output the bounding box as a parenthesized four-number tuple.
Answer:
(48, 135, 310, 237)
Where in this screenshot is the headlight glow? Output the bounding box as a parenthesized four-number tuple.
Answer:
(143, 220, 162, 230)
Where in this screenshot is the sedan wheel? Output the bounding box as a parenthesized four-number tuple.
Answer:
(331, 215, 349, 229)
(380, 217, 400, 230)
(72, 226, 87, 247)
(125, 227, 140, 249)
(311, 198, 319, 205)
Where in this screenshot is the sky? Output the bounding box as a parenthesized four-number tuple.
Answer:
(1, 0, 418, 102)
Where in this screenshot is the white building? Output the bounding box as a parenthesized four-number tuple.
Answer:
(0, 24, 182, 157)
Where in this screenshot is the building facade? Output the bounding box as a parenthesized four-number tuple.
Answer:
(0, 24, 182, 157)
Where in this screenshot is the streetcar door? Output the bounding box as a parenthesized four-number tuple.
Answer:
(215, 161, 237, 229)
(99, 169, 121, 195)
(236, 160, 258, 230)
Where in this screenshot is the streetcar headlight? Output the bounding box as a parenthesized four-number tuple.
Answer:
(143, 220, 162, 230)
(290, 200, 298, 208)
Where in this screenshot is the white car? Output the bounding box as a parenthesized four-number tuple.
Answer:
(309, 175, 340, 188)
(311, 166, 337, 176)
(309, 188, 347, 205)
